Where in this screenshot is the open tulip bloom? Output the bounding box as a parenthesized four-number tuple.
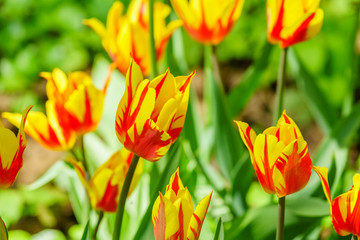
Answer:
(84, 0, 181, 76)
(3, 68, 108, 151)
(314, 166, 360, 237)
(115, 59, 195, 161)
(267, 0, 324, 48)
(171, 0, 245, 45)
(152, 168, 212, 240)
(68, 148, 143, 212)
(0, 106, 32, 189)
(235, 111, 312, 197)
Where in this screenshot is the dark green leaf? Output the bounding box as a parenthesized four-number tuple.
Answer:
(213, 218, 224, 240)
(81, 221, 90, 240)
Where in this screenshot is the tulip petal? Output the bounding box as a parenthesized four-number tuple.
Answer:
(152, 193, 180, 240)
(313, 166, 332, 205)
(234, 121, 257, 163)
(273, 138, 312, 197)
(186, 191, 213, 240)
(276, 110, 303, 139)
(83, 18, 107, 39)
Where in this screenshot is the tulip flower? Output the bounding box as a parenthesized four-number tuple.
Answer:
(83, 0, 181, 76)
(314, 166, 360, 237)
(40, 68, 107, 135)
(0, 106, 32, 188)
(68, 148, 143, 212)
(152, 168, 212, 240)
(235, 110, 312, 197)
(171, 0, 244, 45)
(267, 0, 324, 48)
(3, 100, 77, 151)
(115, 59, 195, 161)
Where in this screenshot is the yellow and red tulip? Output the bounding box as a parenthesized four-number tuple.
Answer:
(235, 111, 312, 197)
(0, 106, 32, 188)
(115, 59, 195, 161)
(314, 166, 360, 237)
(171, 0, 244, 45)
(3, 102, 76, 151)
(152, 168, 212, 240)
(83, 0, 181, 76)
(40, 68, 107, 135)
(68, 148, 143, 212)
(267, 0, 324, 48)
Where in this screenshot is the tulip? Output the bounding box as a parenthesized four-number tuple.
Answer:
(115, 59, 195, 161)
(171, 0, 244, 45)
(40, 68, 107, 135)
(152, 168, 212, 240)
(234, 110, 312, 197)
(68, 148, 143, 212)
(3, 100, 77, 151)
(0, 106, 32, 188)
(314, 166, 360, 237)
(267, 0, 324, 48)
(83, 0, 181, 76)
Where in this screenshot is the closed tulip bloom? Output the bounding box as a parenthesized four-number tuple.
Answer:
(152, 168, 212, 240)
(84, 1, 181, 76)
(40, 68, 106, 135)
(171, 0, 244, 45)
(314, 166, 360, 237)
(115, 59, 195, 161)
(235, 111, 312, 197)
(3, 102, 76, 151)
(68, 148, 143, 212)
(0, 106, 32, 188)
(267, 0, 324, 48)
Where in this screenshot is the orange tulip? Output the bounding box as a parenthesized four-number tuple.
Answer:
(152, 168, 212, 240)
(68, 148, 143, 212)
(40, 68, 107, 135)
(115, 59, 195, 161)
(314, 166, 360, 237)
(171, 0, 244, 45)
(267, 0, 324, 48)
(235, 111, 312, 197)
(84, 0, 181, 76)
(3, 102, 76, 151)
(0, 106, 32, 188)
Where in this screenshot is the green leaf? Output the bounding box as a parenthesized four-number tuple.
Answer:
(81, 221, 90, 240)
(0, 216, 8, 240)
(227, 40, 274, 117)
(32, 229, 67, 240)
(286, 197, 330, 217)
(288, 48, 337, 134)
(213, 218, 224, 240)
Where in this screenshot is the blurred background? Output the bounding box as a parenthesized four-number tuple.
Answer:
(1, 0, 360, 239)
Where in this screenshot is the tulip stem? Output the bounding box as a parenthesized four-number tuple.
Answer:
(352, 235, 358, 240)
(79, 135, 89, 177)
(149, 0, 158, 78)
(112, 154, 140, 240)
(276, 197, 286, 240)
(92, 211, 104, 240)
(274, 47, 288, 123)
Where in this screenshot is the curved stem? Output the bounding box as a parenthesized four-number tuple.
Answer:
(92, 211, 104, 240)
(276, 197, 285, 240)
(112, 154, 140, 240)
(274, 48, 288, 123)
(149, 0, 158, 78)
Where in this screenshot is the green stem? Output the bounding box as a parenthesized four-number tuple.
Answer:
(352, 235, 358, 240)
(149, 0, 158, 78)
(276, 197, 285, 240)
(92, 211, 104, 240)
(274, 48, 288, 123)
(112, 154, 140, 240)
(79, 135, 89, 174)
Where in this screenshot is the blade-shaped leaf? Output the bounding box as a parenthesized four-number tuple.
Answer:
(0, 216, 8, 240)
(213, 218, 224, 240)
(81, 221, 90, 240)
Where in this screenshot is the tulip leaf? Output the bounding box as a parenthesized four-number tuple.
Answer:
(227, 39, 274, 117)
(213, 218, 224, 240)
(286, 197, 330, 217)
(0, 216, 8, 240)
(288, 48, 337, 135)
(80, 221, 90, 240)
(203, 44, 243, 181)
